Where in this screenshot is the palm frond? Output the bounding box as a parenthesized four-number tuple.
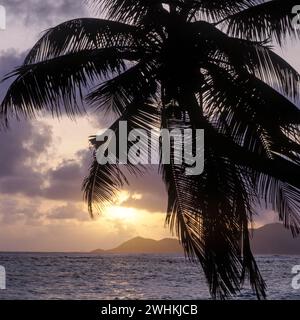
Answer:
(198, 81, 300, 231)
(89, 0, 166, 24)
(204, 119, 300, 190)
(83, 159, 128, 216)
(193, 21, 300, 100)
(83, 99, 160, 215)
(25, 18, 137, 64)
(186, 0, 258, 23)
(224, 0, 300, 44)
(86, 61, 159, 115)
(161, 108, 266, 299)
(203, 64, 300, 151)
(257, 175, 300, 236)
(1, 48, 139, 124)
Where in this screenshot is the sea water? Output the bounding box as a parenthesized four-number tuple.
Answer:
(0, 253, 299, 300)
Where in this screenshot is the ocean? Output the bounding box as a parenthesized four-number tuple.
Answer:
(0, 253, 299, 300)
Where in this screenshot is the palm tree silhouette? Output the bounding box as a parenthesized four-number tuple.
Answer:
(1, 0, 300, 299)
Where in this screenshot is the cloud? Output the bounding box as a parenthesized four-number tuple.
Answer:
(0, 120, 94, 202)
(0, 50, 95, 202)
(0, 1, 90, 56)
(42, 149, 92, 201)
(0, 49, 23, 75)
(0, 112, 94, 203)
(109, 219, 137, 240)
(123, 168, 167, 213)
(46, 203, 90, 221)
(0, 197, 43, 225)
(0, 49, 25, 101)
(2, 0, 88, 28)
(0, 119, 53, 197)
(0, 197, 89, 226)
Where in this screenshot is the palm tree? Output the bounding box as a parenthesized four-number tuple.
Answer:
(1, 0, 300, 299)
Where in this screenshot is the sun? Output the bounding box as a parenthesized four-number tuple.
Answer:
(101, 190, 138, 222)
(97, 190, 138, 222)
(106, 205, 137, 222)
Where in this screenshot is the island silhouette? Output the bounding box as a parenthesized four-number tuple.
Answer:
(91, 223, 300, 255)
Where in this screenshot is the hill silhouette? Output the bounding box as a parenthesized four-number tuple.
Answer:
(91, 223, 300, 255)
(251, 223, 300, 254)
(91, 237, 183, 254)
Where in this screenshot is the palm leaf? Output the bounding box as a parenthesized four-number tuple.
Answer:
(87, 61, 159, 115)
(83, 99, 160, 215)
(89, 0, 166, 24)
(1, 48, 139, 124)
(186, 0, 257, 23)
(193, 21, 300, 100)
(224, 0, 300, 44)
(25, 18, 138, 64)
(161, 109, 266, 299)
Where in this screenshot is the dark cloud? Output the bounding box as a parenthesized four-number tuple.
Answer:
(0, 119, 94, 202)
(0, 199, 90, 225)
(0, 49, 23, 76)
(0, 198, 43, 225)
(0, 51, 95, 203)
(0, 119, 52, 197)
(46, 203, 89, 221)
(123, 167, 167, 213)
(0, 49, 25, 101)
(0, 49, 93, 202)
(2, 0, 88, 28)
(43, 150, 92, 201)
(44, 159, 168, 212)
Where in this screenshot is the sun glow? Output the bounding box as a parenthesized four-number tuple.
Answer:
(115, 190, 131, 205)
(106, 205, 137, 222)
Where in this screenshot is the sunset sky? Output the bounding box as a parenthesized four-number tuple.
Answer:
(0, 0, 299, 252)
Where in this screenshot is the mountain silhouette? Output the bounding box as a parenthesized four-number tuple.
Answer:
(251, 223, 300, 254)
(91, 236, 183, 254)
(91, 223, 300, 255)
